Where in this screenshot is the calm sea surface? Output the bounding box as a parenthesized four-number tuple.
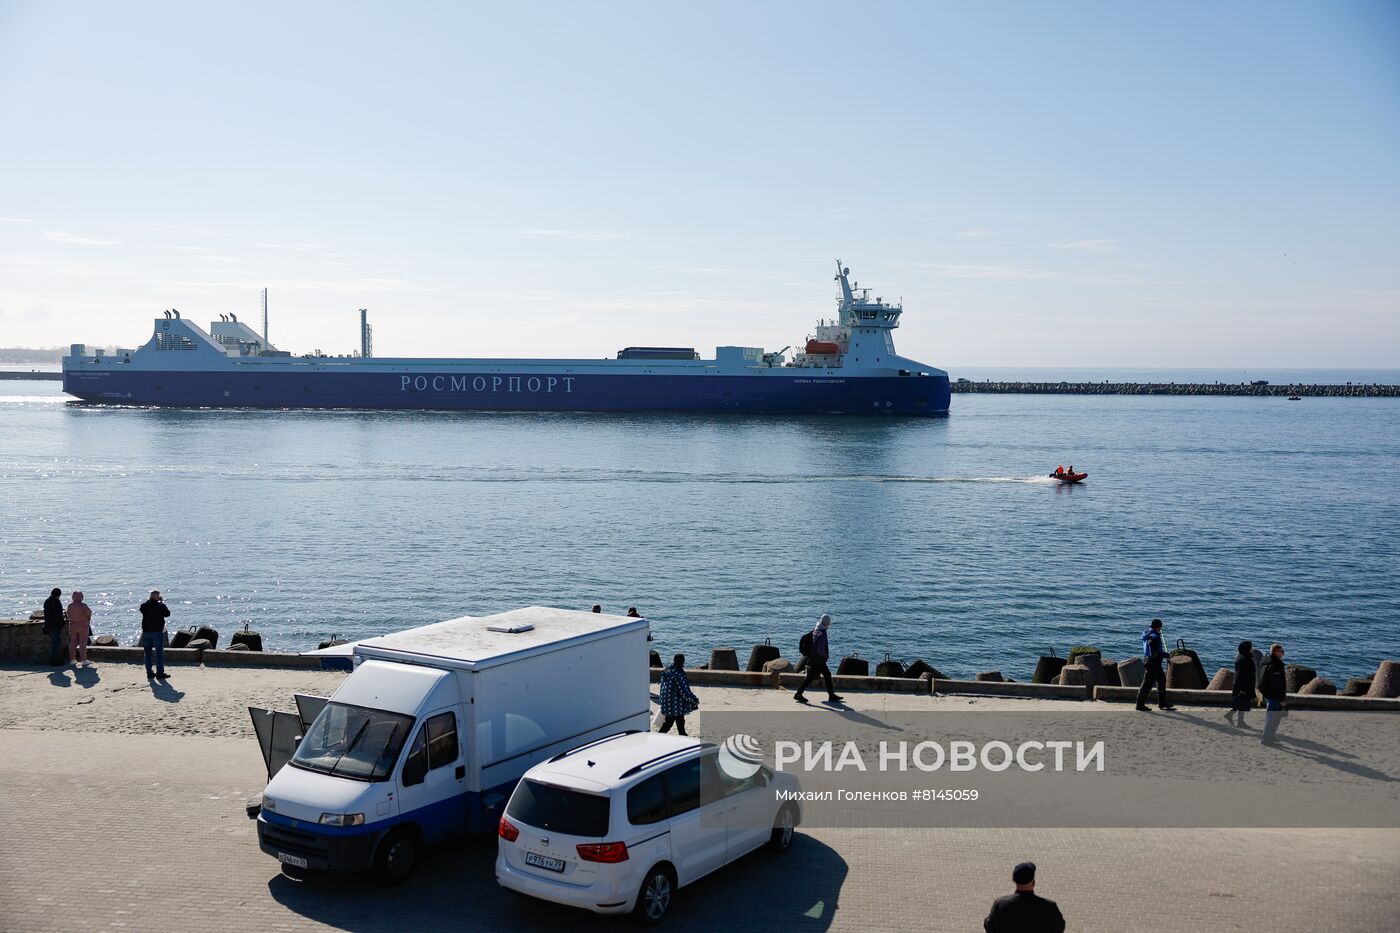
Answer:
(3, 378, 1397, 682)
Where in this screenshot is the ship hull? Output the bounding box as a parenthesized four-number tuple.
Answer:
(63, 368, 951, 416)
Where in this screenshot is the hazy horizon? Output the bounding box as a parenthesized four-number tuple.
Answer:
(2, 2, 1397, 367)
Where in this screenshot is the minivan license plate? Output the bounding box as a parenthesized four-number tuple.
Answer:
(278, 852, 308, 869)
(524, 851, 565, 873)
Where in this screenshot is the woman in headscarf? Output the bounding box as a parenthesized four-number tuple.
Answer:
(1226, 640, 1255, 726)
(67, 591, 93, 668)
(657, 653, 699, 736)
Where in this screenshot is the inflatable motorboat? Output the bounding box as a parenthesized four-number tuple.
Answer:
(1050, 471, 1088, 484)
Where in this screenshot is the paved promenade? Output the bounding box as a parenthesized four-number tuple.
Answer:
(1, 665, 1397, 931)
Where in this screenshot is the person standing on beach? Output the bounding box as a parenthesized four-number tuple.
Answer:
(1226, 640, 1255, 727)
(1258, 642, 1288, 745)
(42, 587, 65, 665)
(657, 654, 699, 735)
(1134, 618, 1175, 711)
(983, 861, 1065, 933)
(139, 590, 171, 680)
(66, 592, 93, 668)
(794, 614, 843, 705)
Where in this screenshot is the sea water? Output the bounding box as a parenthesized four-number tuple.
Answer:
(2, 378, 1397, 681)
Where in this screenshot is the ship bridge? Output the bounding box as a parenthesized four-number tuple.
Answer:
(791, 261, 939, 378)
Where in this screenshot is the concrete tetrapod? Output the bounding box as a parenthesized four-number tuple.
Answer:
(709, 647, 740, 672)
(904, 660, 947, 681)
(1206, 668, 1235, 691)
(1298, 677, 1337, 696)
(746, 641, 780, 672)
(975, 671, 1004, 682)
(1075, 652, 1106, 686)
(1166, 655, 1205, 690)
(1343, 678, 1373, 697)
(1116, 656, 1145, 688)
(1365, 661, 1400, 699)
(1285, 664, 1318, 694)
(1058, 664, 1090, 686)
(1033, 654, 1068, 684)
(230, 627, 263, 652)
(836, 655, 869, 676)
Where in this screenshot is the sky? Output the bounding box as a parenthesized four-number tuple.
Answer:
(1, 1, 1397, 367)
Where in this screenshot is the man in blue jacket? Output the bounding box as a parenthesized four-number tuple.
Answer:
(1135, 618, 1175, 711)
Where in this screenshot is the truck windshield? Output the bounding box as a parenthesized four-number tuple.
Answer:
(290, 702, 414, 782)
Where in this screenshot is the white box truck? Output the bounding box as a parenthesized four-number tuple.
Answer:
(256, 606, 651, 882)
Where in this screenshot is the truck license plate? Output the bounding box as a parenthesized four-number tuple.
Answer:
(278, 852, 309, 869)
(524, 851, 565, 873)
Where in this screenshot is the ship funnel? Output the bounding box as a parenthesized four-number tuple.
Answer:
(172, 309, 180, 319)
(230, 313, 237, 323)
(163, 310, 170, 319)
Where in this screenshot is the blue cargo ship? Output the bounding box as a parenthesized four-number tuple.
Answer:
(63, 262, 950, 416)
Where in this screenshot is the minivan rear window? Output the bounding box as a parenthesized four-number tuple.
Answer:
(507, 779, 610, 837)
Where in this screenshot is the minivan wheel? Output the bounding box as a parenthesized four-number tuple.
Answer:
(769, 805, 796, 852)
(375, 829, 419, 885)
(633, 866, 674, 925)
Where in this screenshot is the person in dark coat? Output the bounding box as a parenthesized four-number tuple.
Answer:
(1134, 618, 1175, 711)
(657, 654, 698, 735)
(139, 590, 172, 680)
(42, 588, 65, 665)
(1226, 640, 1255, 727)
(1258, 642, 1288, 745)
(794, 614, 843, 705)
(984, 861, 1065, 933)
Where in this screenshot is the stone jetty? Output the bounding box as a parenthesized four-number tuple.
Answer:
(951, 379, 1399, 397)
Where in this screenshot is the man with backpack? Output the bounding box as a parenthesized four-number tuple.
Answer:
(1135, 618, 1176, 711)
(794, 614, 843, 705)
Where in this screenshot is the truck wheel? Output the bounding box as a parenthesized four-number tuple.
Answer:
(632, 864, 675, 925)
(769, 805, 797, 852)
(374, 828, 419, 885)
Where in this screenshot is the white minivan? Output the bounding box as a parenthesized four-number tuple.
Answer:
(495, 732, 802, 923)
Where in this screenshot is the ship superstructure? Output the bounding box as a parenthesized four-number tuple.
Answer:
(63, 262, 950, 416)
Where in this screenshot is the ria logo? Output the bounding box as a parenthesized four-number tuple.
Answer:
(717, 733, 764, 780)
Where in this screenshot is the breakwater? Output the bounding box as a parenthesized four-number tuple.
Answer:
(951, 379, 1399, 397)
(0, 371, 60, 381)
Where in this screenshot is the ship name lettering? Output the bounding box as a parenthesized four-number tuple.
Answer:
(400, 374, 575, 394)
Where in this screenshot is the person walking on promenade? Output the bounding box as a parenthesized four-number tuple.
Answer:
(794, 614, 844, 705)
(1134, 618, 1175, 711)
(139, 590, 171, 680)
(1226, 640, 1255, 727)
(42, 587, 65, 665)
(983, 861, 1065, 933)
(657, 653, 699, 736)
(1258, 642, 1288, 745)
(66, 592, 93, 668)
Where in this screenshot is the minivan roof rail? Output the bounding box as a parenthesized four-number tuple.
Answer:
(547, 729, 643, 763)
(619, 742, 716, 779)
